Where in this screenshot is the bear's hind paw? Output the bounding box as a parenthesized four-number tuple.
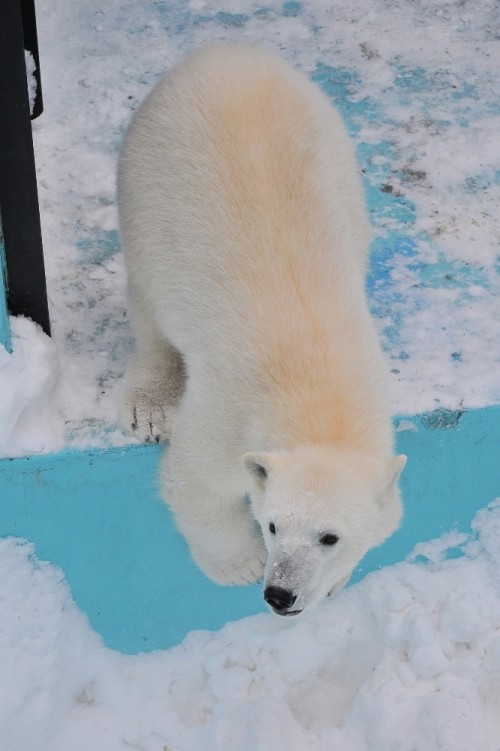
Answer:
(120, 388, 172, 443)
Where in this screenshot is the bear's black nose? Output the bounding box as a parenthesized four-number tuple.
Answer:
(264, 586, 297, 612)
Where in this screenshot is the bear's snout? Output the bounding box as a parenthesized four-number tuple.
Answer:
(264, 586, 300, 615)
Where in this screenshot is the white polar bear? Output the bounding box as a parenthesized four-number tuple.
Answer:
(117, 43, 406, 616)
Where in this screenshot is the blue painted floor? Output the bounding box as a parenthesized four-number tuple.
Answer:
(1, 406, 498, 653)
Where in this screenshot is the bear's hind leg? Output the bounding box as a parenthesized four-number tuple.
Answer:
(120, 296, 186, 443)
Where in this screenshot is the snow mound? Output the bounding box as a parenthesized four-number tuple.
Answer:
(1, 500, 500, 750)
(0, 317, 63, 457)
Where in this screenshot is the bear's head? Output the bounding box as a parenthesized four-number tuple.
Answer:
(243, 445, 406, 616)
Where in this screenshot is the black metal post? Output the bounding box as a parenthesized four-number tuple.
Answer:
(0, 0, 51, 336)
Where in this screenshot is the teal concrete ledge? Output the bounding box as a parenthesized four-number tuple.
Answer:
(1, 406, 499, 654)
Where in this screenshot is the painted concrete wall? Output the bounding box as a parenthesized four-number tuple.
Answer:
(1, 406, 499, 654)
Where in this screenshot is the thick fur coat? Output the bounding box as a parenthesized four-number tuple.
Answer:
(118, 44, 405, 615)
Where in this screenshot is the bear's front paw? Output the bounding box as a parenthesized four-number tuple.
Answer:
(191, 531, 267, 586)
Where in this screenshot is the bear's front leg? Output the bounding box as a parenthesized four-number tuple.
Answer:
(187, 504, 266, 585)
(163, 465, 266, 585)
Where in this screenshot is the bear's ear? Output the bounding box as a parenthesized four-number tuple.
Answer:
(242, 452, 273, 490)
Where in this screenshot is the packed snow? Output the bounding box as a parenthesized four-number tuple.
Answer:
(1, 0, 499, 456)
(1, 500, 500, 750)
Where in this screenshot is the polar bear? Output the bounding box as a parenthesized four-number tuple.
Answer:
(117, 43, 406, 616)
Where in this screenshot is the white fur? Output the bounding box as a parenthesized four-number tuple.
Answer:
(117, 43, 406, 612)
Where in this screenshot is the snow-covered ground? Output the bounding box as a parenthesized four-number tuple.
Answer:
(1, 0, 499, 456)
(2, 500, 500, 751)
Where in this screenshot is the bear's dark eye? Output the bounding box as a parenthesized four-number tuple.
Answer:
(319, 533, 339, 546)
(269, 522, 276, 534)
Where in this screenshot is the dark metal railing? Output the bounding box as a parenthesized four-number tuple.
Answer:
(0, 0, 51, 350)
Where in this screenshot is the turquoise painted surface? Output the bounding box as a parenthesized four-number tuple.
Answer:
(0, 220, 12, 353)
(354, 407, 500, 581)
(1, 406, 499, 654)
(0, 443, 262, 653)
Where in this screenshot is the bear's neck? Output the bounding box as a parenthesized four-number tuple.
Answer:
(250, 326, 393, 455)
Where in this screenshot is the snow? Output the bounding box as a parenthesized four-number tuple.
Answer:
(0, 0, 499, 456)
(1, 500, 500, 750)
(0, 317, 61, 455)
(24, 50, 37, 115)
